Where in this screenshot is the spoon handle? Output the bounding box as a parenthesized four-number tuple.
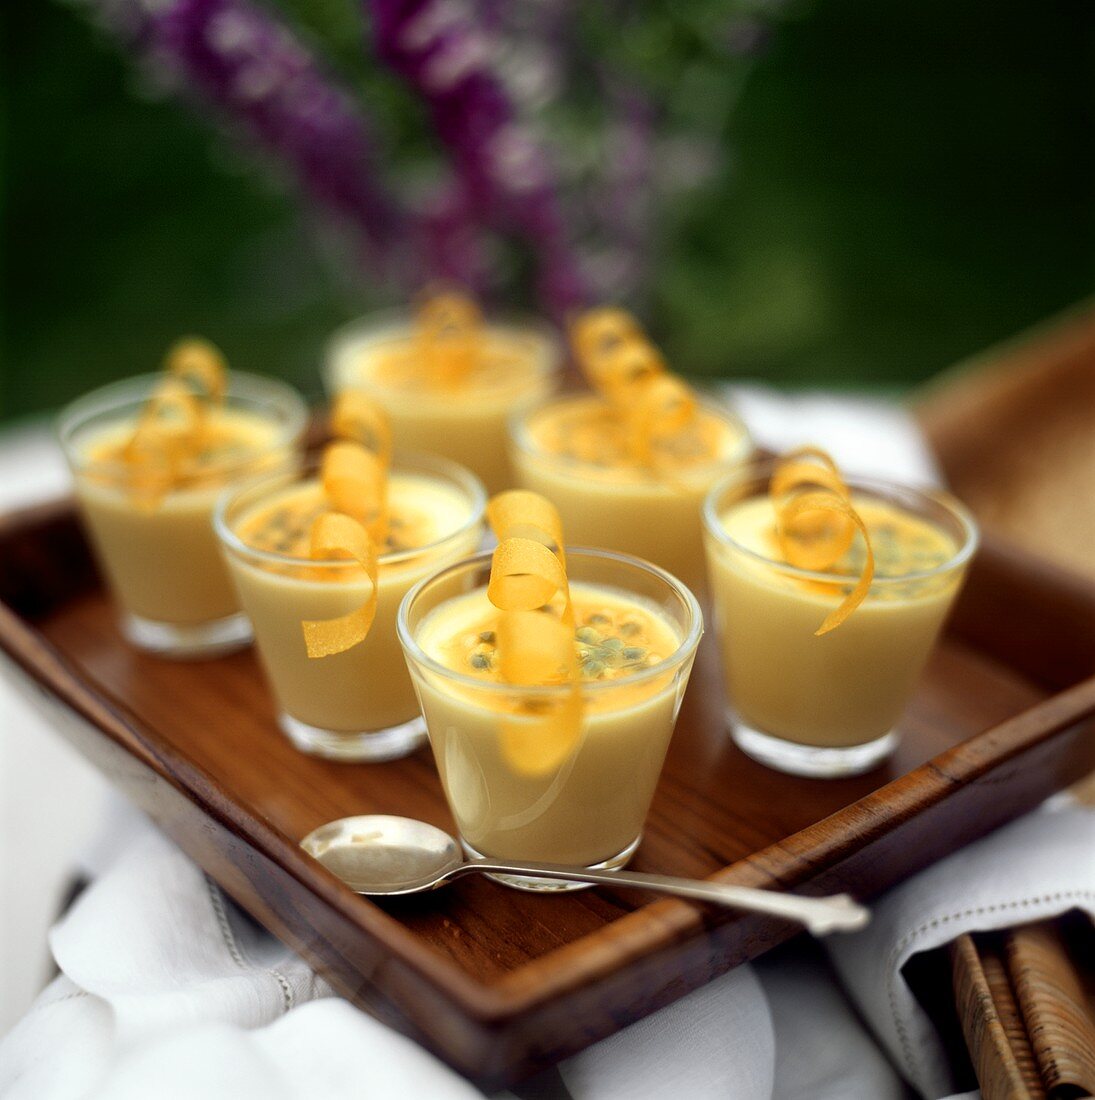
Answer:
(460, 861, 869, 935)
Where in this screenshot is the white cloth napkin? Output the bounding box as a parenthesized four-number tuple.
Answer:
(828, 797, 1095, 1098)
(2, 394, 1092, 1100)
(0, 806, 780, 1100)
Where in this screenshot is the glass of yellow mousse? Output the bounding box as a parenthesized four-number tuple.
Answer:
(58, 353, 308, 658)
(702, 457, 979, 777)
(215, 452, 486, 762)
(324, 292, 563, 494)
(510, 394, 752, 594)
(397, 547, 703, 890)
(508, 308, 752, 593)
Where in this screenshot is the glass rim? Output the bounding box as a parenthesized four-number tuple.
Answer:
(323, 309, 565, 395)
(213, 449, 488, 570)
(57, 370, 309, 479)
(701, 459, 980, 585)
(396, 545, 704, 697)
(507, 391, 755, 477)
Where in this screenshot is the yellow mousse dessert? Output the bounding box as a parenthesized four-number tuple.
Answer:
(60, 340, 307, 655)
(217, 396, 486, 760)
(325, 290, 562, 493)
(400, 491, 702, 882)
(509, 308, 751, 592)
(703, 449, 977, 775)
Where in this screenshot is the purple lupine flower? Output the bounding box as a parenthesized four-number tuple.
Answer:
(418, 181, 492, 293)
(586, 83, 657, 304)
(368, 0, 591, 316)
(78, 0, 406, 274)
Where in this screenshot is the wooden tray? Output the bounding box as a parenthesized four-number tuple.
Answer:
(915, 299, 1095, 584)
(2, 499, 1095, 1090)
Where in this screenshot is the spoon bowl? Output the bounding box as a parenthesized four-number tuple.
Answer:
(301, 815, 464, 895)
(301, 814, 870, 935)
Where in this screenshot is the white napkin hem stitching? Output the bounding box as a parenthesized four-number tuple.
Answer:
(886, 888, 1095, 1080)
(204, 876, 295, 1015)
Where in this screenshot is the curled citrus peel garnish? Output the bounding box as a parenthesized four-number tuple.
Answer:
(487, 489, 566, 567)
(320, 441, 388, 544)
(330, 390, 393, 467)
(770, 448, 875, 635)
(413, 289, 483, 388)
(570, 307, 643, 369)
(568, 307, 715, 473)
(165, 338, 228, 405)
(301, 393, 393, 658)
(486, 491, 583, 777)
(627, 374, 698, 468)
(301, 512, 379, 658)
(488, 537, 569, 614)
(120, 339, 228, 509)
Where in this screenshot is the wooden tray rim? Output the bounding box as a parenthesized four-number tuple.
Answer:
(5, 495, 1095, 1024)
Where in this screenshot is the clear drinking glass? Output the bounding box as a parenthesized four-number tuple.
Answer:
(215, 452, 486, 762)
(58, 372, 308, 658)
(323, 311, 563, 494)
(397, 547, 703, 890)
(702, 462, 979, 777)
(508, 394, 753, 594)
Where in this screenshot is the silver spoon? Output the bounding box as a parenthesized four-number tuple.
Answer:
(300, 815, 869, 936)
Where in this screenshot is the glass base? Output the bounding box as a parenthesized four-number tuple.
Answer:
(121, 611, 252, 660)
(279, 712, 427, 762)
(731, 717, 898, 778)
(461, 834, 642, 893)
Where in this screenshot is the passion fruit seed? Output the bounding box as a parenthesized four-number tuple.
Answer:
(620, 620, 642, 637)
(622, 646, 645, 661)
(576, 626, 602, 645)
(478, 630, 496, 644)
(466, 642, 493, 668)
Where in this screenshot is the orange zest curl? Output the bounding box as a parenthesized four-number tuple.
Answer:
(627, 374, 698, 467)
(330, 391, 392, 467)
(303, 393, 392, 655)
(120, 340, 228, 509)
(771, 448, 875, 635)
(487, 489, 566, 566)
(496, 611, 575, 685)
(486, 491, 583, 776)
(413, 289, 484, 387)
(165, 338, 228, 405)
(569, 306, 707, 472)
(570, 308, 645, 382)
(488, 537, 569, 612)
(301, 512, 378, 658)
(322, 391, 392, 543)
(320, 441, 388, 543)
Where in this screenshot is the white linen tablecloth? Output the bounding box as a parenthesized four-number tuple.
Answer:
(1, 392, 1092, 1100)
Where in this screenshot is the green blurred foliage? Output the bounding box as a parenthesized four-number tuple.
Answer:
(1, 0, 1092, 422)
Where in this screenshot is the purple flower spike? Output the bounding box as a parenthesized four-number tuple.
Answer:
(368, 0, 591, 316)
(80, 0, 405, 272)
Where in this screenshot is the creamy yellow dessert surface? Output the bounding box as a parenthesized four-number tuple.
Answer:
(329, 322, 558, 494)
(226, 474, 479, 733)
(707, 493, 965, 748)
(420, 583, 679, 685)
(718, 495, 958, 594)
(355, 329, 550, 398)
(75, 409, 291, 625)
(411, 582, 686, 864)
(513, 398, 750, 593)
(82, 409, 284, 490)
(523, 395, 748, 483)
(236, 474, 471, 561)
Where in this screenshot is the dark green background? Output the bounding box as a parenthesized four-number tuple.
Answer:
(2, 0, 1092, 421)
